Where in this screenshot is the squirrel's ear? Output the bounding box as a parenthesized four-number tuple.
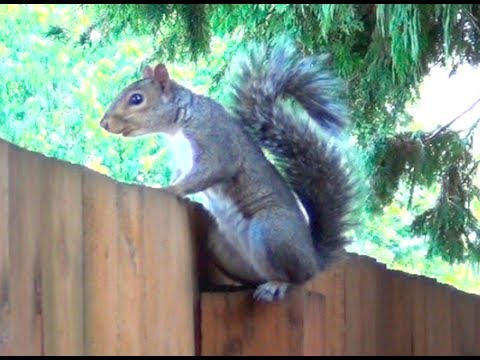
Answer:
(153, 64, 171, 93)
(143, 65, 154, 79)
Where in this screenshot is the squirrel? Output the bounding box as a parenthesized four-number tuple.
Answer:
(99, 38, 355, 302)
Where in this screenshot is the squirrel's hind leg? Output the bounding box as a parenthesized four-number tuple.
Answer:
(247, 211, 318, 302)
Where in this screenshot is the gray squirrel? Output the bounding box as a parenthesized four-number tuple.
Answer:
(99, 39, 355, 302)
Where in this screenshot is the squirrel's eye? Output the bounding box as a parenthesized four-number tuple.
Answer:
(129, 93, 144, 106)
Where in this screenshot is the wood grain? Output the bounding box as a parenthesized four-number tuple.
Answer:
(83, 168, 119, 355)
(306, 260, 346, 355)
(201, 289, 326, 356)
(115, 183, 144, 355)
(0, 141, 10, 355)
(8, 145, 46, 355)
(40, 160, 84, 355)
(141, 188, 196, 355)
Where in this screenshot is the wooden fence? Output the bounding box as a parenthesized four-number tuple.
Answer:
(0, 138, 479, 355)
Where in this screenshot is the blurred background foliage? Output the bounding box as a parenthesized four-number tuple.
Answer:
(1, 4, 479, 294)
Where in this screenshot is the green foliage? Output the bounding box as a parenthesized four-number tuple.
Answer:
(0, 4, 171, 186)
(86, 4, 210, 62)
(368, 132, 424, 211)
(368, 130, 474, 209)
(410, 165, 480, 264)
(366, 124, 480, 263)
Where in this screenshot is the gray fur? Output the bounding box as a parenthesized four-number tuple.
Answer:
(100, 42, 355, 301)
(228, 38, 355, 271)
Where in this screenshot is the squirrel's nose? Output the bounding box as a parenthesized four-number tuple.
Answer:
(100, 117, 109, 131)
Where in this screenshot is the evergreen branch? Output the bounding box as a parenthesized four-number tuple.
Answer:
(211, 6, 233, 33)
(407, 167, 416, 209)
(465, 10, 480, 33)
(467, 159, 480, 178)
(252, 5, 276, 37)
(462, 117, 480, 140)
(425, 96, 480, 143)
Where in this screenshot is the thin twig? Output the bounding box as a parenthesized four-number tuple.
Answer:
(465, 10, 480, 33)
(407, 167, 417, 209)
(467, 159, 480, 177)
(462, 117, 480, 140)
(425, 96, 480, 143)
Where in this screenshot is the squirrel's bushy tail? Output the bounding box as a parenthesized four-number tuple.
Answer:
(229, 37, 355, 270)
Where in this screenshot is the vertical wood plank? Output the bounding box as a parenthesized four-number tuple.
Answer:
(345, 256, 362, 355)
(303, 292, 326, 355)
(0, 141, 10, 355)
(424, 281, 454, 355)
(201, 289, 325, 356)
(8, 145, 46, 355)
(343, 256, 362, 355)
(380, 270, 414, 355)
(376, 267, 389, 356)
(475, 297, 480, 355)
(451, 290, 476, 355)
(115, 184, 144, 355)
(40, 160, 84, 355)
(363, 259, 383, 355)
(344, 255, 383, 355)
(142, 190, 196, 355)
(83, 169, 118, 355)
(306, 260, 346, 355)
(412, 276, 428, 355)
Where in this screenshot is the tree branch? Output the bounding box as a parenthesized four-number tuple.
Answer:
(424, 96, 480, 143)
(465, 10, 480, 33)
(463, 117, 480, 140)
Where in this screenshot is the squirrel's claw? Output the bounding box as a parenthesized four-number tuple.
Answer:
(252, 281, 290, 302)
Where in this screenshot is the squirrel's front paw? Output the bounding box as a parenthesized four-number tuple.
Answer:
(253, 281, 290, 302)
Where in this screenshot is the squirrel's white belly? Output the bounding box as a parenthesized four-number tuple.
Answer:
(168, 130, 194, 184)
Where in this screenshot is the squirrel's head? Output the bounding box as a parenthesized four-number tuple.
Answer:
(100, 63, 180, 137)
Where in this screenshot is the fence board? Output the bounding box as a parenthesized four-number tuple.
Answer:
(40, 160, 84, 355)
(412, 276, 428, 355)
(303, 291, 326, 355)
(141, 189, 196, 355)
(344, 256, 384, 355)
(451, 290, 477, 355)
(306, 260, 346, 355)
(380, 269, 414, 355)
(476, 297, 480, 354)
(0, 142, 10, 355)
(425, 281, 454, 355)
(116, 183, 144, 355)
(83, 168, 119, 355)
(201, 289, 326, 355)
(8, 146, 47, 355)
